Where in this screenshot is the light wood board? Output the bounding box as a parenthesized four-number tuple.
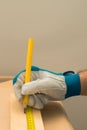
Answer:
(0, 80, 74, 130)
(10, 94, 44, 130)
(0, 76, 13, 82)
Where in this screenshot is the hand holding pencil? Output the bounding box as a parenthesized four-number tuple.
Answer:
(13, 38, 80, 109)
(13, 66, 71, 109)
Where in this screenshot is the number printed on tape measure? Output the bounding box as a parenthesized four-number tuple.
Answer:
(26, 106, 35, 130)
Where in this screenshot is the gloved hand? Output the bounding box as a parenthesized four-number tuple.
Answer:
(13, 66, 80, 109)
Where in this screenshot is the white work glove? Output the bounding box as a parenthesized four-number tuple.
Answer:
(13, 66, 67, 109)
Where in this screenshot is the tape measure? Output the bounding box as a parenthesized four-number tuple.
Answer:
(26, 106, 35, 130)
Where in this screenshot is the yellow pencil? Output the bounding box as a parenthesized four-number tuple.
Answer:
(23, 38, 34, 109)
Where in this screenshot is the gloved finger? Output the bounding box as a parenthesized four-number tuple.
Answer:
(18, 73, 25, 82)
(21, 77, 58, 95)
(17, 71, 39, 82)
(13, 77, 24, 101)
(15, 73, 25, 86)
(28, 94, 44, 109)
(36, 94, 50, 105)
(21, 76, 66, 100)
(13, 71, 40, 101)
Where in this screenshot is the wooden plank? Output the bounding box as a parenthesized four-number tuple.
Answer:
(41, 101, 74, 130)
(0, 76, 13, 82)
(0, 81, 13, 130)
(33, 107, 44, 130)
(0, 80, 74, 130)
(10, 94, 44, 130)
(10, 94, 27, 130)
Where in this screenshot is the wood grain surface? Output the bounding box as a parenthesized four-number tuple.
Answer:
(0, 80, 74, 130)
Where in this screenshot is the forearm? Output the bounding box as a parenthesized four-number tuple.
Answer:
(79, 71, 87, 95)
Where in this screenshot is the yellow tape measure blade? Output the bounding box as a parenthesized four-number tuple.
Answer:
(26, 106, 35, 130)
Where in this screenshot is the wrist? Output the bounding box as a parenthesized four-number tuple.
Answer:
(79, 72, 87, 95)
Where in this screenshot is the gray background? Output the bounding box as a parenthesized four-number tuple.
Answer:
(0, 0, 87, 129)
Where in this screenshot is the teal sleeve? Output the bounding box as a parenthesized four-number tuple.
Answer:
(65, 74, 81, 98)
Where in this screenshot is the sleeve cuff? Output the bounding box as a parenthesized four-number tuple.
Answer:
(65, 74, 81, 98)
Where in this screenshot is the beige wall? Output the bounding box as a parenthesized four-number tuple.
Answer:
(0, 0, 87, 129)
